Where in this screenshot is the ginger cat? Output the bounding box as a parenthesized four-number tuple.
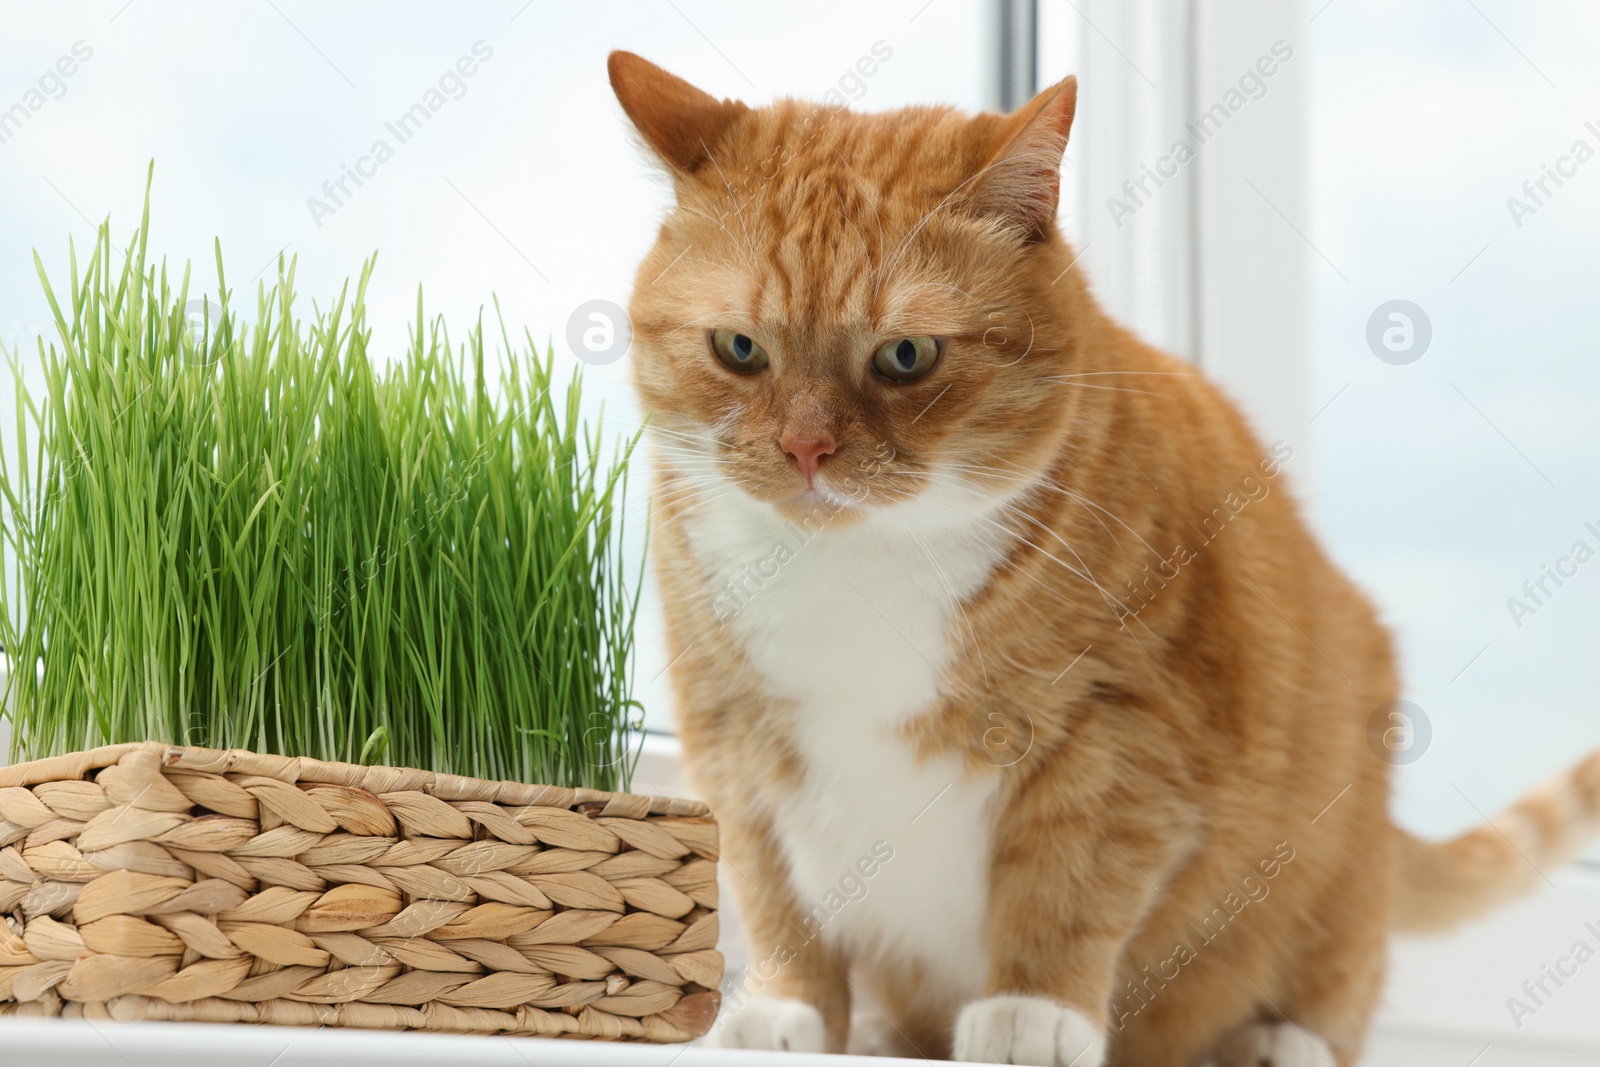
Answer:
(608, 51, 1600, 1067)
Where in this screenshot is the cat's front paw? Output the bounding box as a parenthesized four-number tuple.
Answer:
(954, 995, 1106, 1067)
(708, 995, 827, 1052)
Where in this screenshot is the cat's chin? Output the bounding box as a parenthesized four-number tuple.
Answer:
(768, 486, 870, 527)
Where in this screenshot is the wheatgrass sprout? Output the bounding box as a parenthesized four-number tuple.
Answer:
(0, 186, 644, 790)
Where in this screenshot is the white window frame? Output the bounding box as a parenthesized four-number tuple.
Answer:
(1039, 0, 1310, 463)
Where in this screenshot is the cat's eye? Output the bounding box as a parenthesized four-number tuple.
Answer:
(711, 328, 770, 373)
(872, 336, 941, 382)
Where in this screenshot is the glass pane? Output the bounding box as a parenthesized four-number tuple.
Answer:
(1307, 0, 1600, 840)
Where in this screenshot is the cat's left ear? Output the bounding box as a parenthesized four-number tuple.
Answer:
(970, 76, 1078, 240)
(608, 51, 750, 176)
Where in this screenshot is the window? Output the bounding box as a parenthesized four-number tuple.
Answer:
(1306, 0, 1600, 846)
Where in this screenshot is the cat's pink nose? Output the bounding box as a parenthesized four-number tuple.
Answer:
(781, 432, 836, 487)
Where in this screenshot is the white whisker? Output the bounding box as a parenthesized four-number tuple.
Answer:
(702, 140, 759, 267)
(1050, 381, 1175, 401)
(911, 529, 989, 687)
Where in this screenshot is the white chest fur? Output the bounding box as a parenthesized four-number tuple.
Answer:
(683, 475, 1011, 1000)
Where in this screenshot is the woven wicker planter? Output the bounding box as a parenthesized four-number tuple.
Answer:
(0, 743, 720, 1042)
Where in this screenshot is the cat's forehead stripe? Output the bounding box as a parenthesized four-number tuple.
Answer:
(683, 104, 1011, 339)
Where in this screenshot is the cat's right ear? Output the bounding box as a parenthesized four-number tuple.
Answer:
(970, 75, 1079, 240)
(608, 52, 749, 176)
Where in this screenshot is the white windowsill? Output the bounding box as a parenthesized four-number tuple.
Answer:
(0, 1017, 919, 1067)
(1, 998, 1596, 1067)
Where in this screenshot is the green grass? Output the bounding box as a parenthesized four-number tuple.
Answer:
(0, 180, 645, 791)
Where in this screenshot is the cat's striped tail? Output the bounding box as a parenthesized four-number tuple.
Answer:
(1391, 750, 1600, 933)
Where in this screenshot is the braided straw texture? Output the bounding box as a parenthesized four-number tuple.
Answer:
(0, 743, 720, 1042)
